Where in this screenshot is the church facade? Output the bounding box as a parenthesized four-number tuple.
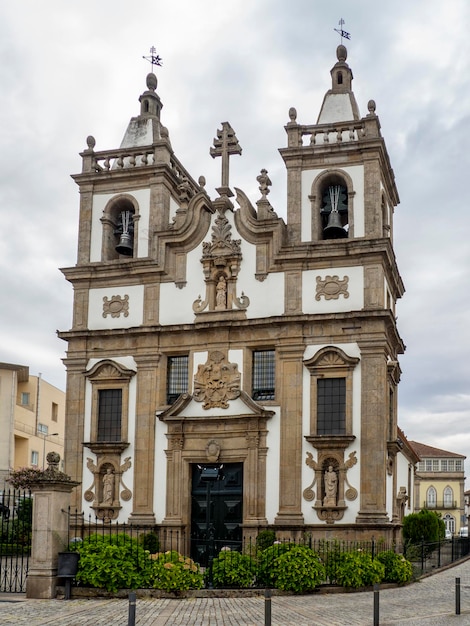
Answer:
(59, 45, 416, 550)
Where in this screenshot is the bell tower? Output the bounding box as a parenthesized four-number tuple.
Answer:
(280, 44, 405, 527)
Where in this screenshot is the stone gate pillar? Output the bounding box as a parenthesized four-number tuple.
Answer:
(25, 453, 79, 599)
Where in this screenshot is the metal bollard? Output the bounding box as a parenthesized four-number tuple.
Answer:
(373, 583, 380, 626)
(128, 591, 136, 626)
(265, 588, 272, 626)
(456, 577, 461, 615)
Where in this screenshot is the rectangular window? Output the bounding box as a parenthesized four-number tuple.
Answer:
(425, 459, 432, 471)
(51, 402, 58, 422)
(37, 423, 48, 435)
(418, 461, 425, 472)
(456, 460, 463, 471)
(448, 459, 455, 471)
(167, 356, 189, 404)
(21, 392, 30, 406)
(317, 377, 346, 435)
(252, 350, 275, 401)
(97, 389, 122, 441)
(432, 460, 439, 471)
(441, 460, 448, 472)
(31, 450, 39, 466)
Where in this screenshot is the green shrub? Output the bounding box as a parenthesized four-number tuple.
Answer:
(150, 550, 203, 592)
(256, 529, 276, 551)
(212, 549, 256, 588)
(376, 550, 413, 584)
(140, 531, 160, 554)
(403, 510, 445, 545)
(73, 533, 152, 592)
(270, 545, 325, 592)
(256, 542, 294, 586)
(334, 551, 384, 588)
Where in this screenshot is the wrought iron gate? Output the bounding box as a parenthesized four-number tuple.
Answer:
(190, 463, 243, 566)
(0, 489, 31, 592)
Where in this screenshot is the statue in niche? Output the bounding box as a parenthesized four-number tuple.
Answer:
(102, 468, 115, 505)
(323, 465, 338, 506)
(215, 276, 227, 310)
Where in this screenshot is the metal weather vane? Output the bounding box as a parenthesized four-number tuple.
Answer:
(334, 18, 351, 44)
(142, 46, 163, 70)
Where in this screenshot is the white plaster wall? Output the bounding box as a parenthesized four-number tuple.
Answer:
(301, 343, 362, 524)
(302, 266, 364, 314)
(90, 188, 151, 261)
(159, 247, 206, 325)
(88, 285, 144, 330)
(301, 165, 365, 242)
(169, 195, 179, 225)
(82, 357, 137, 521)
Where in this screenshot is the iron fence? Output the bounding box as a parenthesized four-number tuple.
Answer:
(0, 488, 31, 592)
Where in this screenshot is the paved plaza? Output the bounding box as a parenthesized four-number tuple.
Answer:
(2, 558, 470, 625)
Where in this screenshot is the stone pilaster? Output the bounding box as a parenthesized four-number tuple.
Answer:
(275, 343, 305, 525)
(128, 355, 159, 525)
(356, 343, 389, 524)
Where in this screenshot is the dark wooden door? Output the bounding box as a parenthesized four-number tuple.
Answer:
(190, 463, 243, 565)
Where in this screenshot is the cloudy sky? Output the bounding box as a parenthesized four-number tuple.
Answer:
(1, 1, 469, 471)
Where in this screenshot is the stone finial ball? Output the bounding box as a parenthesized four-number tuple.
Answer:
(86, 135, 96, 150)
(368, 99, 376, 114)
(146, 73, 158, 91)
(46, 451, 60, 464)
(337, 45, 347, 62)
(289, 107, 297, 122)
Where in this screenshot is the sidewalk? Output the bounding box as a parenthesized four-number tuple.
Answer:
(2, 558, 470, 625)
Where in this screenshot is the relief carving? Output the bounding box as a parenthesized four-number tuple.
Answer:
(194, 207, 249, 314)
(103, 294, 129, 318)
(304, 449, 358, 524)
(193, 350, 241, 409)
(84, 455, 132, 521)
(315, 275, 349, 301)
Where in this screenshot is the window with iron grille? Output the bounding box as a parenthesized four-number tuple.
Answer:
(252, 350, 275, 401)
(97, 389, 122, 441)
(317, 378, 346, 435)
(167, 355, 189, 404)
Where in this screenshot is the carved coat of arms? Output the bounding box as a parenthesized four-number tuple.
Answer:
(193, 350, 241, 409)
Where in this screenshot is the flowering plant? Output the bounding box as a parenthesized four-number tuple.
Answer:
(7, 465, 72, 489)
(149, 550, 203, 592)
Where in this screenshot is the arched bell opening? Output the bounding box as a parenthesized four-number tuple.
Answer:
(320, 181, 348, 240)
(101, 196, 138, 260)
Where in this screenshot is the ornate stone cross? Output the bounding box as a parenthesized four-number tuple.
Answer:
(210, 122, 242, 192)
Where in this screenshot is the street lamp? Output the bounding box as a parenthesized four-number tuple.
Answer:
(40, 432, 59, 469)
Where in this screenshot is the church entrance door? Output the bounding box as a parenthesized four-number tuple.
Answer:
(190, 462, 243, 566)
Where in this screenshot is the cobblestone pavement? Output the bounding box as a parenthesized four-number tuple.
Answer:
(2, 559, 470, 625)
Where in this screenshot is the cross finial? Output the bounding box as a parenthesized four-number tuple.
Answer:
(210, 122, 242, 194)
(334, 18, 351, 44)
(143, 46, 163, 71)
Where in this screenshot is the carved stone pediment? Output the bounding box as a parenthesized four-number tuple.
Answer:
(84, 359, 136, 382)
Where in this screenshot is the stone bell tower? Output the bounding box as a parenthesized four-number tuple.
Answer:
(279, 44, 405, 528)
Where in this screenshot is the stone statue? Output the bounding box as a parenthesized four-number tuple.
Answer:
(323, 465, 338, 506)
(102, 468, 115, 505)
(215, 276, 227, 310)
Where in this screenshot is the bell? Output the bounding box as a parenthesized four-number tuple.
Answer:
(116, 232, 134, 255)
(323, 210, 348, 239)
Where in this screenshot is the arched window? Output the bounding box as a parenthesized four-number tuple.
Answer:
(443, 513, 455, 534)
(443, 486, 454, 508)
(337, 71, 343, 85)
(320, 182, 348, 240)
(426, 486, 437, 508)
